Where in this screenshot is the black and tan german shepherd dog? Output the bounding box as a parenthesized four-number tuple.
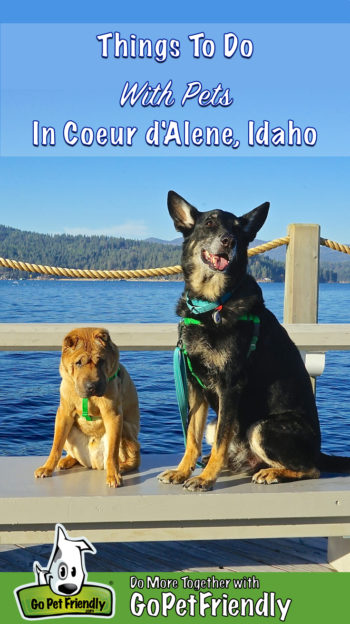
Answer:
(158, 190, 350, 491)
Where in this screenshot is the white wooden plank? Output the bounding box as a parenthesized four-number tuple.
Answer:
(0, 323, 178, 351)
(2, 455, 350, 523)
(2, 523, 350, 545)
(0, 322, 350, 351)
(1, 455, 350, 546)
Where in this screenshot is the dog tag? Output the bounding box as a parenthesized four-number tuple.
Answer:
(212, 309, 222, 325)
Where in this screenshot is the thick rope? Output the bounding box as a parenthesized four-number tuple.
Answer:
(248, 236, 289, 257)
(320, 237, 350, 256)
(0, 257, 183, 279)
(0, 235, 348, 279)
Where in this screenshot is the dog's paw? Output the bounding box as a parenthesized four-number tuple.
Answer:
(106, 471, 123, 488)
(158, 469, 189, 484)
(183, 476, 214, 491)
(252, 468, 281, 484)
(57, 456, 77, 470)
(34, 466, 53, 479)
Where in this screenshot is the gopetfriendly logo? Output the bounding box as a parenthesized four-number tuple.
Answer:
(14, 524, 115, 619)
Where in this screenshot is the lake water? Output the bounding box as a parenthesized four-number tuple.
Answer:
(0, 280, 349, 458)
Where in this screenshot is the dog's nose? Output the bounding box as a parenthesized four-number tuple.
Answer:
(220, 233, 234, 248)
(85, 382, 97, 394)
(58, 583, 78, 595)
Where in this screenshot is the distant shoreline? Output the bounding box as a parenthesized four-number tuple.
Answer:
(1, 277, 349, 284)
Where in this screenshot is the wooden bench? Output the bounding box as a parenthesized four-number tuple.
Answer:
(1, 454, 350, 571)
(1, 322, 350, 571)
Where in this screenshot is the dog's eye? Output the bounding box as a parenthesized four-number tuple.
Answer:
(205, 219, 215, 227)
(71, 567, 76, 577)
(58, 563, 68, 580)
(75, 359, 83, 368)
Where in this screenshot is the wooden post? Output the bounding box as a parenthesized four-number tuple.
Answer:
(328, 537, 350, 572)
(284, 224, 320, 324)
(284, 224, 320, 390)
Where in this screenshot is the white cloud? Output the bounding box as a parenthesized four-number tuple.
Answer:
(64, 221, 150, 239)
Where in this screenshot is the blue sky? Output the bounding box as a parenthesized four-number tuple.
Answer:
(0, 157, 349, 243)
(0, 2, 349, 246)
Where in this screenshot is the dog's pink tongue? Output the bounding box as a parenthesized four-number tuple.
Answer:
(213, 254, 229, 271)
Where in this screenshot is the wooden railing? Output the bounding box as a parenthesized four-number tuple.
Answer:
(0, 322, 349, 352)
(0, 223, 349, 374)
(0, 318, 349, 352)
(1, 323, 349, 382)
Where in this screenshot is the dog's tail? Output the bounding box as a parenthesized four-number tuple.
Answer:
(318, 452, 350, 473)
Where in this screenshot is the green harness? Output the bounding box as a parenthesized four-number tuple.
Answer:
(81, 368, 121, 421)
(176, 313, 260, 391)
(173, 313, 260, 464)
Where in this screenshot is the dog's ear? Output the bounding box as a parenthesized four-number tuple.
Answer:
(74, 538, 96, 555)
(56, 524, 69, 549)
(93, 329, 110, 346)
(168, 190, 199, 235)
(56, 524, 95, 555)
(239, 202, 270, 242)
(63, 332, 79, 351)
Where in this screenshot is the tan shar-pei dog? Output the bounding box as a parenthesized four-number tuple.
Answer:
(35, 327, 140, 487)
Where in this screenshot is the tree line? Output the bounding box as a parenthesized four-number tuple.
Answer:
(0, 224, 347, 282)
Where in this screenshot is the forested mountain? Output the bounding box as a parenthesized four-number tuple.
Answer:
(0, 224, 347, 282)
(0, 225, 181, 271)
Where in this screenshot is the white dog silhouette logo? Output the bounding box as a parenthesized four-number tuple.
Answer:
(34, 524, 96, 596)
(14, 524, 115, 619)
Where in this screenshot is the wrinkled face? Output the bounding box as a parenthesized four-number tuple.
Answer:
(61, 328, 118, 398)
(167, 191, 269, 299)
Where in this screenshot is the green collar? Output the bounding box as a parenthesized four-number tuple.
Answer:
(81, 367, 120, 421)
(186, 290, 235, 315)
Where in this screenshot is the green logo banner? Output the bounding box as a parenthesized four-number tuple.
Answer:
(3, 571, 350, 623)
(15, 583, 114, 619)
